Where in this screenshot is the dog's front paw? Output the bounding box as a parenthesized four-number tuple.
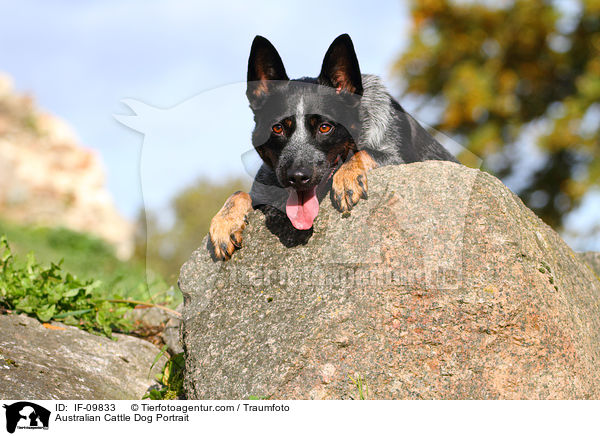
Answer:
(209, 191, 252, 261)
(331, 150, 378, 213)
(331, 167, 368, 213)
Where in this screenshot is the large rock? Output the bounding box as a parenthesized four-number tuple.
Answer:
(179, 161, 600, 399)
(579, 252, 600, 277)
(0, 314, 167, 399)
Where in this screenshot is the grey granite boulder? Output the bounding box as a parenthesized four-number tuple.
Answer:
(579, 252, 600, 277)
(179, 161, 600, 399)
(0, 314, 167, 399)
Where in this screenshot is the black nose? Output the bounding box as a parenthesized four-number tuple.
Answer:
(287, 168, 312, 187)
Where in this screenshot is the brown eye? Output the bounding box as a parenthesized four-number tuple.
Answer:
(319, 123, 333, 134)
(272, 123, 284, 135)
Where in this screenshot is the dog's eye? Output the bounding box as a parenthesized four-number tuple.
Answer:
(272, 123, 284, 135)
(319, 123, 333, 134)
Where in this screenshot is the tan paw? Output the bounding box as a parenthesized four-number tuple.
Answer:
(331, 150, 378, 213)
(209, 191, 252, 261)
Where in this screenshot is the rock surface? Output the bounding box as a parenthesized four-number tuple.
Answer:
(579, 252, 600, 277)
(126, 305, 184, 355)
(0, 72, 133, 258)
(161, 305, 184, 356)
(0, 314, 167, 400)
(179, 161, 600, 399)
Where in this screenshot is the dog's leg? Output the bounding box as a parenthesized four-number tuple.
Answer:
(331, 150, 379, 213)
(209, 191, 252, 261)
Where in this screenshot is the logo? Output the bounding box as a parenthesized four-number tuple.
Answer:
(2, 402, 50, 434)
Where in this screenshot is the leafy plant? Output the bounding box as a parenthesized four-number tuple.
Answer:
(0, 235, 134, 338)
(0, 219, 181, 307)
(144, 347, 185, 400)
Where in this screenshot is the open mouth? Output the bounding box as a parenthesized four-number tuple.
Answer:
(285, 159, 339, 230)
(285, 188, 320, 230)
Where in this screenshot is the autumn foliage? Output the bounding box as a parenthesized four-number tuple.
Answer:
(395, 0, 600, 229)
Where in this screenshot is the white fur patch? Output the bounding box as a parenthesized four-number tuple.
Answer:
(293, 96, 309, 143)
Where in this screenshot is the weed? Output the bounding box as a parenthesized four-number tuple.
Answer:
(349, 373, 369, 400)
(144, 347, 185, 400)
(0, 235, 134, 338)
(0, 219, 181, 306)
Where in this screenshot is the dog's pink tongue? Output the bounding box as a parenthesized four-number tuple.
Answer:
(286, 188, 319, 230)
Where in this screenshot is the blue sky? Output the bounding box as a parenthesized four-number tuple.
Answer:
(1, 1, 598, 250)
(0, 0, 408, 217)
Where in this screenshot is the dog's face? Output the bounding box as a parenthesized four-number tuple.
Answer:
(246, 34, 363, 229)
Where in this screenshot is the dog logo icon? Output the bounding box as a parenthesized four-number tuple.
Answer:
(2, 402, 50, 433)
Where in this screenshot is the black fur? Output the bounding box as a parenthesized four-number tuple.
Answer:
(247, 34, 457, 216)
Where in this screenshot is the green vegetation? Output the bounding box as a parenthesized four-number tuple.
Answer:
(538, 261, 557, 289)
(349, 374, 369, 400)
(0, 219, 181, 337)
(0, 235, 132, 337)
(144, 349, 185, 400)
(0, 219, 179, 305)
(0, 226, 185, 397)
(395, 0, 600, 230)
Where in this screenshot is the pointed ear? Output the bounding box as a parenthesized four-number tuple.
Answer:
(318, 34, 363, 95)
(247, 36, 288, 106)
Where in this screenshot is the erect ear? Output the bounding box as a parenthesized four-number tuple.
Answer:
(318, 34, 363, 96)
(247, 36, 288, 107)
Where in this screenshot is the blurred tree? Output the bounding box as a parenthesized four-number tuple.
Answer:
(394, 0, 600, 229)
(134, 177, 249, 284)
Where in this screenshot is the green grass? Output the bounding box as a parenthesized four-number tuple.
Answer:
(349, 374, 369, 400)
(0, 219, 180, 306)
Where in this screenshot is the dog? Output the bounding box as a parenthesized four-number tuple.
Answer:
(209, 34, 457, 260)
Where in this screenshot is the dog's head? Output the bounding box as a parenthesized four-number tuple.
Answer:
(246, 34, 363, 230)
